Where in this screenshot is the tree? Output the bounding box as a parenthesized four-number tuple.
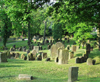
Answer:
(4, 0, 50, 48)
(0, 0, 12, 47)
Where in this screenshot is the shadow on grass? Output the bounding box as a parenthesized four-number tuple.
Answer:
(0, 76, 15, 79)
(77, 77, 100, 82)
(0, 64, 23, 68)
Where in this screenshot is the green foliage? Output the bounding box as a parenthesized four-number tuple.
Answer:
(0, 0, 12, 47)
(52, 23, 63, 42)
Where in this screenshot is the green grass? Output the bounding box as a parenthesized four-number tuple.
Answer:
(0, 38, 100, 82)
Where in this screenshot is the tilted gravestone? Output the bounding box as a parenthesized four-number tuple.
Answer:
(68, 67, 79, 82)
(0, 52, 7, 62)
(50, 42, 65, 59)
(34, 46, 39, 53)
(58, 49, 69, 64)
(31, 50, 37, 58)
(42, 53, 47, 59)
(87, 58, 96, 65)
(69, 51, 74, 59)
(71, 45, 77, 52)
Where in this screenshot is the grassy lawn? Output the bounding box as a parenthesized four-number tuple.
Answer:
(0, 38, 100, 82)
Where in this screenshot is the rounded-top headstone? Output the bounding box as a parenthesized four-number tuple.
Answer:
(50, 42, 65, 59)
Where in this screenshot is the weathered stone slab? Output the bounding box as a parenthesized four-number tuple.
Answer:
(18, 74, 33, 80)
(68, 67, 79, 82)
(31, 50, 37, 58)
(42, 53, 47, 59)
(71, 45, 76, 52)
(58, 49, 69, 64)
(34, 46, 39, 53)
(0, 52, 7, 62)
(15, 53, 20, 59)
(69, 52, 74, 59)
(50, 42, 65, 59)
(87, 58, 96, 65)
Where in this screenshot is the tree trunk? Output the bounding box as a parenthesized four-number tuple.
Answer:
(28, 22, 31, 49)
(42, 19, 47, 44)
(97, 27, 100, 50)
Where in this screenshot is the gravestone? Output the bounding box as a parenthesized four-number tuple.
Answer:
(72, 45, 77, 52)
(21, 54, 27, 60)
(42, 53, 47, 59)
(87, 58, 96, 65)
(68, 67, 79, 82)
(37, 54, 42, 61)
(50, 44, 57, 59)
(58, 49, 69, 64)
(66, 45, 70, 50)
(15, 53, 20, 58)
(46, 58, 50, 61)
(18, 74, 33, 80)
(57, 47, 64, 59)
(31, 50, 37, 58)
(0, 52, 7, 62)
(39, 46, 42, 50)
(23, 48, 26, 52)
(21, 54, 25, 59)
(27, 50, 30, 54)
(45, 40, 49, 44)
(10, 47, 14, 51)
(34, 46, 39, 53)
(11, 53, 16, 57)
(50, 42, 65, 59)
(76, 57, 81, 63)
(55, 57, 59, 63)
(27, 53, 35, 60)
(48, 45, 51, 49)
(7, 50, 11, 58)
(69, 52, 74, 59)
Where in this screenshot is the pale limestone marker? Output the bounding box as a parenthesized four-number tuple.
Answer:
(68, 67, 79, 82)
(18, 74, 33, 80)
(58, 49, 69, 64)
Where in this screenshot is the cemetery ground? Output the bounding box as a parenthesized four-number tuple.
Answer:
(0, 38, 100, 82)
